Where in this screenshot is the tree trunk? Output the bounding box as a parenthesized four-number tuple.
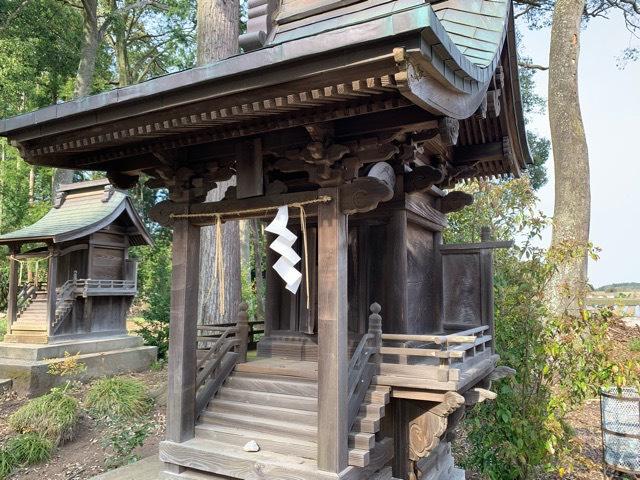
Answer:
(52, 168, 74, 195)
(111, 0, 131, 88)
(74, 0, 99, 98)
(28, 166, 35, 206)
(197, 0, 241, 325)
(547, 0, 591, 315)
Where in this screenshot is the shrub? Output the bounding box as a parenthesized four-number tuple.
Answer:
(85, 377, 153, 419)
(9, 389, 79, 444)
(7, 433, 53, 465)
(0, 317, 6, 342)
(134, 238, 172, 358)
(630, 337, 640, 353)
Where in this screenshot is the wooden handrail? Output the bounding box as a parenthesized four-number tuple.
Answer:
(347, 303, 382, 431)
(194, 303, 250, 418)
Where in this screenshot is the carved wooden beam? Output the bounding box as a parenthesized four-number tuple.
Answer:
(439, 191, 474, 214)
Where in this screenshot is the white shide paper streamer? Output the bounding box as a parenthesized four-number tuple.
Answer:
(265, 206, 302, 294)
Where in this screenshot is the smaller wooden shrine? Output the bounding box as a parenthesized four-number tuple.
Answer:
(0, 179, 152, 344)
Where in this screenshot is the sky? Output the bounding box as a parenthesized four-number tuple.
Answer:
(519, 14, 640, 288)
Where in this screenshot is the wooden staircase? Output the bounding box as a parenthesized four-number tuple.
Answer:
(196, 359, 390, 469)
(4, 291, 48, 344)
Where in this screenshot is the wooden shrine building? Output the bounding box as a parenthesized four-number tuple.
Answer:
(0, 179, 152, 343)
(0, 0, 529, 477)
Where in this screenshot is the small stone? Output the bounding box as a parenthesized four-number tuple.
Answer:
(243, 440, 260, 452)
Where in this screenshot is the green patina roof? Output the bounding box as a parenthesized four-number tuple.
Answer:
(434, 0, 510, 68)
(0, 183, 151, 245)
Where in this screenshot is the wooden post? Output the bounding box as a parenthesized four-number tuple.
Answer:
(166, 218, 201, 443)
(46, 246, 58, 337)
(6, 247, 19, 335)
(368, 302, 382, 365)
(317, 187, 349, 473)
(237, 301, 249, 363)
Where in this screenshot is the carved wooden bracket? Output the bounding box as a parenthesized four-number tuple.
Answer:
(408, 392, 465, 462)
(106, 171, 139, 190)
(439, 191, 474, 214)
(404, 164, 446, 193)
(340, 170, 394, 214)
(438, 117, 459, 147)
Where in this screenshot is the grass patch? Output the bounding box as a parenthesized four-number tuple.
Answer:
(9, 390, 79, 444)
(630, 337, 640, 353)
(7, 433, 53, 465)
(85, 377, 153, 419)
(0, 448, 15, 480)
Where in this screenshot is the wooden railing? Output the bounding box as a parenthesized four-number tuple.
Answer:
(16, 282, 38, 315)
(51, 277, 79, 334)
(378, 325, 493, 386)
(201, 319, 264, 350)
(347, 303, 382, 430)
(194, 303, 250, 416)
(77, 278, 137, 297)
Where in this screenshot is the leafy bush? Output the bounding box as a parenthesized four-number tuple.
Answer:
(85, 377, 153, 419)
(9, 389, 79, 444)
(7, 433, 53, 465)
(133, 237, 172, 359)
(0, 317, 6, 342)
(630, 337, 640, 353)
(447, 180, 640, 479)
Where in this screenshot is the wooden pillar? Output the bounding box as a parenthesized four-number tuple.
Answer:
(6, 247, 19, 335)
(166, 218, 201, 443)
(46, 247, 58, 337)
(317, 187, 349, 473)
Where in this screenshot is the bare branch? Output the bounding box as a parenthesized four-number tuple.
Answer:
(518, 61, 549, 71)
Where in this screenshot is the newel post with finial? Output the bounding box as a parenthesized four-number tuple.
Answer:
(368, 302, 382, 364)
(237, 302, 250, 363)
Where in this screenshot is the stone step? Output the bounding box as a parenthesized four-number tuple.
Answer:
(3, 332, 49, 344)
(0, 378, 12, 393)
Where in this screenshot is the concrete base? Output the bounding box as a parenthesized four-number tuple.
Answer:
(90, 455, 162, 480)
(0, 335, 157, 396)
(0, 378, 11, 393)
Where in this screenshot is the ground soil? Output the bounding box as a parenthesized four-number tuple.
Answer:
(0, 367, 168, 480)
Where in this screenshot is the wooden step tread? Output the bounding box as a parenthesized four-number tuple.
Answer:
(235, 359, 318, 380)
(224, 376, 317, 397)
(195, 423, 372, 467)
(207, 399, 317, 425)
(216, 386, 318, 411)
(199, 410, 317, 441)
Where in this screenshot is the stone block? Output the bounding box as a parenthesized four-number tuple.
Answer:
(0, 335, 157, 396)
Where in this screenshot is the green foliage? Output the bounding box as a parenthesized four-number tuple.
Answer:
(85, 377, 153, 420)
(6, 433, 53, 465)
(630, 338, 640, 353)
(597, 282, 640, 292)
(133, 235, 172, 359)
(0, 317, 6, 341)
(9, 389, 79, 444)
(101, 417, 153, 469)
(448, 179, 640, 479)
(0, 448, 15, 480)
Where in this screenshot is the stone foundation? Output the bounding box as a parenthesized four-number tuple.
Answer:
(0, 335, 157, 396)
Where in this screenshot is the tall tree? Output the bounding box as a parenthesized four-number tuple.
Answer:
(515, 0, 639, 314)
(546, 0, 591, 314)
(197, 0, 241, 325)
